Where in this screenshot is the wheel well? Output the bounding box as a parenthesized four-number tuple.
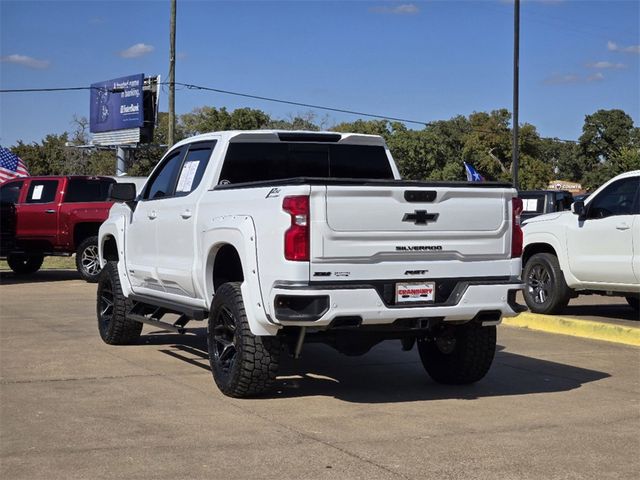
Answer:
(74, 223, 101, 249)
(213, 245, 244, 292)
(102, 236, 118, 262)
(523, 243, 557, 265)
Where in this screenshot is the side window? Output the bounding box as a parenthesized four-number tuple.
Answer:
(587, 177, 639, 219)
(175, 141, 216, 197)
(143, 149, 185, 200)
(0, 181, 23, 203)
(64, 179, 115, 202)
(25, 180, 58, 204)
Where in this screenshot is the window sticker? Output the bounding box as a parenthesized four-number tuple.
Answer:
(523, 198, 538, 212)
(176, 161, 200, 192)
(32, 185, 44, 200)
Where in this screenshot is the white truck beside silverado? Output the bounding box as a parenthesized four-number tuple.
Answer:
(522, 170, 640, 314)
(98, 130, 525, 397)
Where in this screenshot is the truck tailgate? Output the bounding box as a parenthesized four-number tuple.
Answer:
(310, 184, 515, 278)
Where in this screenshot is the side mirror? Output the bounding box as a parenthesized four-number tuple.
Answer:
(572, 200, 586, 220)
(108, 183, 137, 202)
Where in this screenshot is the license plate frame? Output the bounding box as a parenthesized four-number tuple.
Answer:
(395, 281, 436, 304)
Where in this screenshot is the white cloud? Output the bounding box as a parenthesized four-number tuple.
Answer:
(586, 61, 626, 69)
(0, 54, 50, 69)
(607, 40, 640, 54)
(118, 43, 154, 59)
(370, 4, 420, 15)
(544, 71, 606, 85)
(543, 73, 581, 85)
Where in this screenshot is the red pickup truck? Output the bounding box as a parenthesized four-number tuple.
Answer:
(0, 176, 116, 282)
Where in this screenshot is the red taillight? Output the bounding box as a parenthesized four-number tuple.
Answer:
(283, 195, 309, 261)
(511, 197, 523, 258)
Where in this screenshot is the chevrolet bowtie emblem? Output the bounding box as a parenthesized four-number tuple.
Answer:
(402, 210, 439, 225)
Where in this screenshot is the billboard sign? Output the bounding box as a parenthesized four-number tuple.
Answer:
(90, 74, 144, 133)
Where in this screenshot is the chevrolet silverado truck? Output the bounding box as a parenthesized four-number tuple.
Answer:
(0, 175, 115, 281)
(97, 130, 524, 397)
(522, 170, 640, 314)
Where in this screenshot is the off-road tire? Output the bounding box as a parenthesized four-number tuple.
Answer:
(523, 253, 571, 314)
(418, 323, 496, 385)
(76, 236, 102, 283)
(7, 252, 44, 275)
(208, 282, 280, 398)
(626, 295, 640, 313)
(96, 261, 142, 344)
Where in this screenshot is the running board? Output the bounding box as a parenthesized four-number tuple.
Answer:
(128, 293, 208, 320)
(127, 312, 187, 334)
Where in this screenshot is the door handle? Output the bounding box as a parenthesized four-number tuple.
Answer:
(180, 209, 192, 219)
(148, 211, 157, 220)
(45, 209, 55, 214)
(616, 223, 630, 230)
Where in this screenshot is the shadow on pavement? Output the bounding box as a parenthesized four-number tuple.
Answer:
(561, 303, 638, 322)
(0, 269, 80, 285)
(141, 329, 610, 403)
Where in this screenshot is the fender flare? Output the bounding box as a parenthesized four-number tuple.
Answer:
(200, 215, 279, 336)
(98, 210, 133, 298)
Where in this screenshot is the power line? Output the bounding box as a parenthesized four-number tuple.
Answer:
(0, 83, 578, 142)
(174, 82, 429, 126)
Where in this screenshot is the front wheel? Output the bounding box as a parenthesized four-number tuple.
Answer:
(208, 282, 280, 398)
(418, 323, 496, 384)
(96, 261, 142, 344)
(523, 253, 571, 314)
(76, 236, 102, 283)
(7, 252, 44, 275)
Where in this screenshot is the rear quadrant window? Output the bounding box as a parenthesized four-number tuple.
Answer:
(64, 178, 115, 202)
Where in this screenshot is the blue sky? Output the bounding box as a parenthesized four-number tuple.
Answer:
(1, 0, 638, 146)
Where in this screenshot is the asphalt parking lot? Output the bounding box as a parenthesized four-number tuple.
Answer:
(1, 271, 639, 480)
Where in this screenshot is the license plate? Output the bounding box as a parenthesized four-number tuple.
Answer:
(395, 282, 435, 303)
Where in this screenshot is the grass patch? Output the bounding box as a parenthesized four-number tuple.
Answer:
(0, 256, 76, 271)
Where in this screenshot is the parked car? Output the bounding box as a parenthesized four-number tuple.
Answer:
(522, 170, 640, 314)
(0, 176, 116, 282)
(518, 190, 574, 222)
(98, 130, 524, 397)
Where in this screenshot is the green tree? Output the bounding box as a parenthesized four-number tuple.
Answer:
(578, 109, 640, 189)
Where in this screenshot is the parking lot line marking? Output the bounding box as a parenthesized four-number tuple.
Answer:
(503, 312, 640, 347)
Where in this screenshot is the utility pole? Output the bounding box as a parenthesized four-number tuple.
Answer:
(168, 0, 176, 147)
(512, 0, 520, 189)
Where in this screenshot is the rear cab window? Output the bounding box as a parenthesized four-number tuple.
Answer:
(64, 178, 116, 203)
(218, 142, 394, 184)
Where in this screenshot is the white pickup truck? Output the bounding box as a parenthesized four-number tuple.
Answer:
(98, 130, 524, 397)
(522, 170, 640, 314)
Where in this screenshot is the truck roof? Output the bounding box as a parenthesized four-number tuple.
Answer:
(171, 130, 387, 150)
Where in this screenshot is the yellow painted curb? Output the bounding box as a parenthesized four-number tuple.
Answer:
(503, 312, 640, 347)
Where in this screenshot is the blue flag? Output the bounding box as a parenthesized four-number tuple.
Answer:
(464, 162, 484, 182)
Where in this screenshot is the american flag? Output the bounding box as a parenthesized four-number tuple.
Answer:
(0, 146, 29, 183)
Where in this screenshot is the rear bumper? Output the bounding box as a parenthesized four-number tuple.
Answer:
(269, 280, 525, 328)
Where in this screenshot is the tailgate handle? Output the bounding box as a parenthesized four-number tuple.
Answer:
(404, 190, 436, 203)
